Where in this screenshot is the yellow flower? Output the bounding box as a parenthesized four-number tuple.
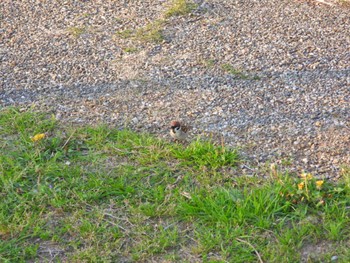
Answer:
(31, 133, 46, 142)
(298, 182, 305, 190)
(316, 180, 324, 190)
(300, 173, 313, 180)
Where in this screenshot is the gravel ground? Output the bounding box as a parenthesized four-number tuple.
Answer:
(1, 0, 349, 177)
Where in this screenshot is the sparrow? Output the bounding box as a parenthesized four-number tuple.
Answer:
(170, 120, 188, 141)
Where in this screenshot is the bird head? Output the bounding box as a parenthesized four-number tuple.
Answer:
(170, 121, 181, 131)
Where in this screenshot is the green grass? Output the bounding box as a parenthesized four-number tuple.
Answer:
(67, 26, 86, 38)
(164, 0, 197, 18)
(122, 46, 139, 53)
(116, 29, 134, 39)
(135, 20, 165, 44)
(202, 58, 217, 68)
(116, 0, 197, 44)
(116, 20, 165, 44)
(221, 63, 261, 80)
(1, 108, 350, 262)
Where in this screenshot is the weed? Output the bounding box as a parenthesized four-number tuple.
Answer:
(135, 20, 165, 43)
(116, 21, 165, 44)
(221, 63, 260, 80)
(67, 26, 86, 38)
(116, 0, 198, 44)
(164, 0, 197, 18)
(122, 46, 139, 53)
(221, 64, 249, 78)
(202, 58, 216, 68)
(81, 13, 91, 18)
(279, 172, 349, 208)
(116, 29, 134, 39)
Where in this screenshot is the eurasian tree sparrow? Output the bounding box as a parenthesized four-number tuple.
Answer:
(170, 120, 188, 141)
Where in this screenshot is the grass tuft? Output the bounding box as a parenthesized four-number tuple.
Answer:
(135, 20, 165, 43)
(116, 29, 133, 39)
(67, 26, 86, 38)
(171, 137, 239, 169)
(122, 46, 139, 53)
(221, 63, 260, 80)
(116, 0, 197, 44)
(164, 0, 197, 18)
(116, 20, 165, 44)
